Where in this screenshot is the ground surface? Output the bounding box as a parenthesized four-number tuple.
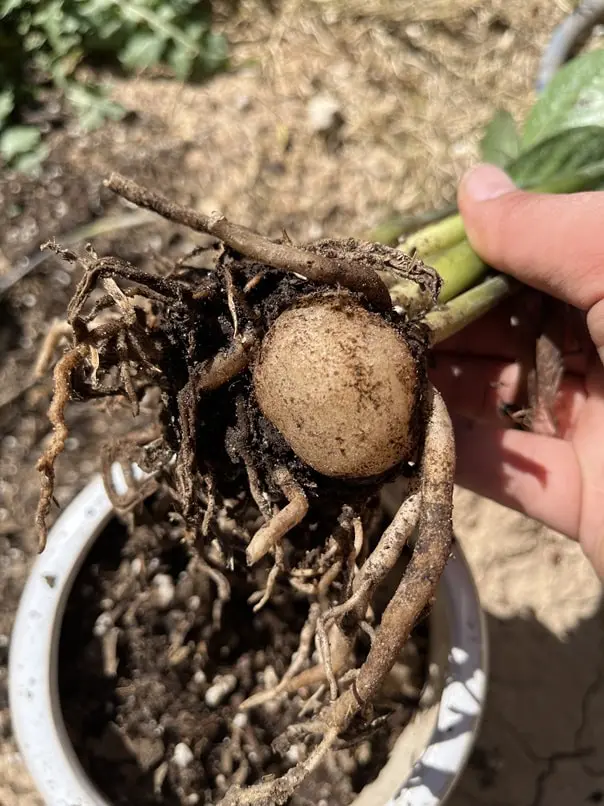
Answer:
(1, 1, 603, 804)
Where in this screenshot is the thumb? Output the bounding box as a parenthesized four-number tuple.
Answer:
(457, 163, 604, 313)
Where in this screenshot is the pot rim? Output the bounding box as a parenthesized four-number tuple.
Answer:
(9, 474, 487, 806)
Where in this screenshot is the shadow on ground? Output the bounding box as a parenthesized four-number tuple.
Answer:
(449, 604, 604, 806)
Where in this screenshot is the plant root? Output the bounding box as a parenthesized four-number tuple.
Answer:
(104, 173, 392, 311)
(322, 385, 453, 722)
(35, 343, 89, 550)
(193, 555, 231, 628)
(241, 603, 321, 709)
(218, 729, 340, 806)
(36, 176, 457, 806)
(248, 542, 285, 612)
(227, 387, 453, 805)
(195, 329, 258, 394)
(100, 428, 161, 514)
(244, 488, 421, 705)
(246, 468, 309, 566)
(33, 319, 74, 380)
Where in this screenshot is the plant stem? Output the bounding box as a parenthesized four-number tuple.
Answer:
(398, 160, 604, 257)
(430, 239, 487, 303)
(401, 213, 466, 257)
(395, 160, 604, 306)
(388, 237, 487, 313)
(365, 203, 457, 246)
(426, 274, 517, 344)
(105, 173, 392, 309)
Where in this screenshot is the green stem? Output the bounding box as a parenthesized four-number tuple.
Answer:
(365, 216, 412, 247)
(402, 214, 466, 257)
(365, 203, 457, 246)
(388, 237, 487, 312)
(395, 160, 604, 305)
(380, 159, 604, 337)
(426, 274, 518, 344)
(430, 239, 487, 303)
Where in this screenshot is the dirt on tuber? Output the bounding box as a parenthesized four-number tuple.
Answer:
(253, 295, 421, 479)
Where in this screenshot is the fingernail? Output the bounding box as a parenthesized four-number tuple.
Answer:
(461, 164, 516, 202)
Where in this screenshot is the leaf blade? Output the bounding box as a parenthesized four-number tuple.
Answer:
(0, 124, 41, 161)
(509, 126, 604, 187)
(0, 88, 15, 125)
(522, 49, 604, 148)
(480, 109, 520, 167)
(119, 31, 166, 71)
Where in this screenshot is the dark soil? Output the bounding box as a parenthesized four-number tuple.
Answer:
(59, 494, 428, 806)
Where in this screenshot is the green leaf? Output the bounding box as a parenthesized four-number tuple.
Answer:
(12, 142, 49, 175)
(0, 0, 228, 145)
(522, 49, 604, 148)
(0, 0, 25, 17)
(508, 126, 604, 188)
(479, 109, 520, 167)
(168, 42, 195, 80)
(77, 0, 117, 15)
(192, 31, 228, 77)
(65, 82, 125, 131)
(118, 0, 199, 56)
(119, 31, 166, 71)
(0, 88, 14, 124)
(52, 49, 85, 82)
(0, 124, 41, 161)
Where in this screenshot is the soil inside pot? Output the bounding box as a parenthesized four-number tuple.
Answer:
(58, 494, 429, 806)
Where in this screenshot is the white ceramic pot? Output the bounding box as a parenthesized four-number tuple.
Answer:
(9, 475, 487, 806)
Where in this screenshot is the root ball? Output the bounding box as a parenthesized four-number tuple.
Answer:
(253, 294, 420, 478)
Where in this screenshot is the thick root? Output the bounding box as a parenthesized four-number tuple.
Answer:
(196, 329, 257, 393)
(35, 344, 89, 550)
(246, 468, 308, 566)
(326, 385, 454, 726)
(218, 728, 339, 806)
(105, 173, 392, 311)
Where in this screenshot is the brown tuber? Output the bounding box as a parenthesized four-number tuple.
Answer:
(253, 295, 420, 478)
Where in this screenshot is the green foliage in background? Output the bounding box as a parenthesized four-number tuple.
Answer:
(0, 0, 228, 173)
(480, 49, 604, 190)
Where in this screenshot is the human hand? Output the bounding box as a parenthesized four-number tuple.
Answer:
(431, 164, 604, 577)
